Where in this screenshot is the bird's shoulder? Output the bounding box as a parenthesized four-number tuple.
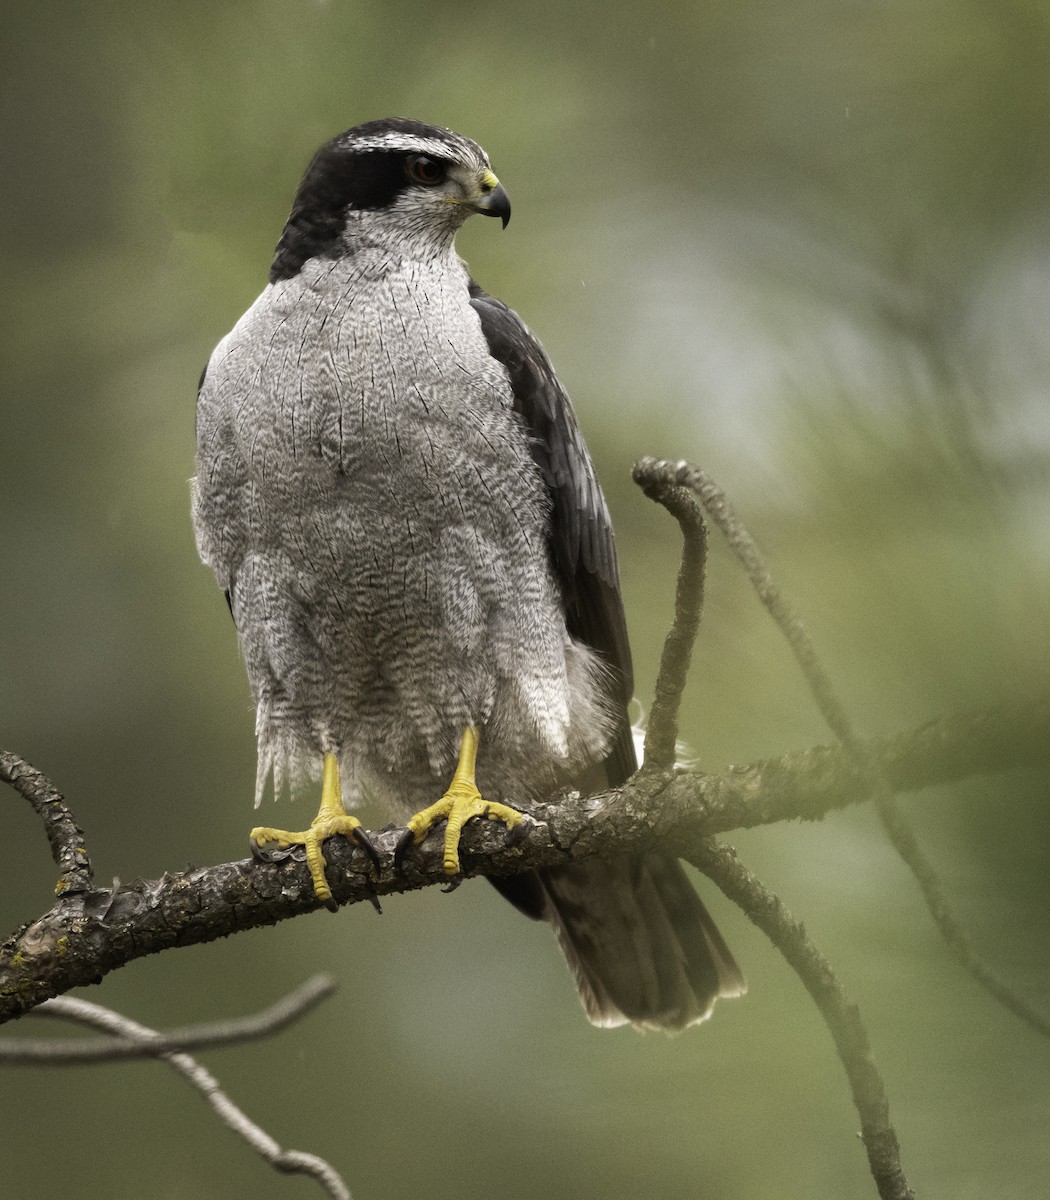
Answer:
(467, 282, 618, 589)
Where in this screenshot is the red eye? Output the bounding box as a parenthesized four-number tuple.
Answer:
(406, 154, 447, 186)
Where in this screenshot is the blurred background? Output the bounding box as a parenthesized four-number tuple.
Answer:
(2, 1, 1049, 1197)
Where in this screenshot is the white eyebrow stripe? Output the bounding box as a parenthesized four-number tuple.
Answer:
(339, 132, 488, 166)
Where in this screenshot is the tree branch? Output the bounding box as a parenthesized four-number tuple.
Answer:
(2, 698, 1045, 1026)
(635, 457, 1050, 1038)
(630, 467, 708, 769)
(688, 838, 914, 1200)
(872, 791, 1050, 1037)
(4, 470, 1047, 1200)
(33, 994, 351, 1199)
(0, 751, 93, 897)
(0, 973, 336, 1063)
(634, 458, 917, 1196)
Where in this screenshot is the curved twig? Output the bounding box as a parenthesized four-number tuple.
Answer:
(634, 458, 862, 745)
(687, 838, 914, 1200)
(36, 995, 352, 1200)
(636, 457, 1050, 1039)
(0, 751, 93, 896)
(0, 973, 336, 1063)
(631, 467, 708, 769)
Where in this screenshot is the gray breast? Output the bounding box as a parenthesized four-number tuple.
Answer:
(193, 250, 615, 813)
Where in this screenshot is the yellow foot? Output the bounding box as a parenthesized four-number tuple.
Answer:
(394, 727, 523, 875)
(250, 754, 380, 912)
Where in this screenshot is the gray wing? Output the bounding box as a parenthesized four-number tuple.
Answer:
(468, 280, 636, 789)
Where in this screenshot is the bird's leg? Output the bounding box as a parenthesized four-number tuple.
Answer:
(394, 726, 523, 874)
(250, 753, 380, 912)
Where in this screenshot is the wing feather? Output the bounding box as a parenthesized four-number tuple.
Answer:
(468, 280, 636, 788)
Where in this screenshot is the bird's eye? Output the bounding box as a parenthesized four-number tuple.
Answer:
(406, 155, 447, 186)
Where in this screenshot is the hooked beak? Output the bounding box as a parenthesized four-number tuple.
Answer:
(470, 173, 511, 228)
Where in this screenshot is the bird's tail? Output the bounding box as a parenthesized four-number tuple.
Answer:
(535, 854, 746, 1031)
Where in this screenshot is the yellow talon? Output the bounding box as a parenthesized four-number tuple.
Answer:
(250, 753, 377, 910)
(399, 727, 523, 875)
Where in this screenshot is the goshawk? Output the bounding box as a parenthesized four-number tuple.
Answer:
(192, 118, 744, 1029)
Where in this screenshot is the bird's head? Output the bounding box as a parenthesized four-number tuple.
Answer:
(270, 118, 511, 282)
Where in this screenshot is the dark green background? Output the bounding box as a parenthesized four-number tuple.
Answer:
(3, 2, 1049, 1197)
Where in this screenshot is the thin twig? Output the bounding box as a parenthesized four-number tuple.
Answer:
(0, 974, 336, 1063)
(631, 466, 708, 769)
(873, 801, 1050, 1037)
(37, 995, 352, 1200)
(0, 751, 93, 896)
(687, 838, 914, 1200)
(637, 457, 1050, 1039)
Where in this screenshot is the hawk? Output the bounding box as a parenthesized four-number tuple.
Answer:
(192, 118, 744, 1029)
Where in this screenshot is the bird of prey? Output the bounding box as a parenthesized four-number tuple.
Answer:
(192, 118, 744, 1029)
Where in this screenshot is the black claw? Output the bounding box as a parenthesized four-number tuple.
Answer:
(353, 826, 383, 877)
(507, 820, 528, 849)
(251, 836, 297, 864)
(440, 877, 462, 894)
(366, 892, 383, 915)
(321, 893, 340, 915)
(393, 827, 416, 872)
